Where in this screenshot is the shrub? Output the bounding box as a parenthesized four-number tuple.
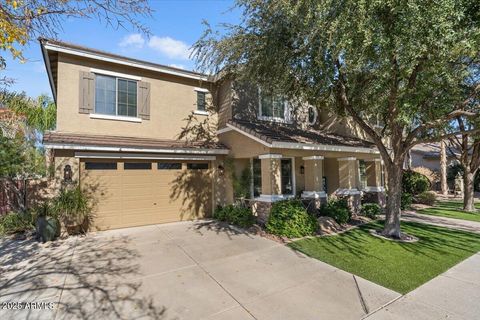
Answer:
(52, 186, 91, 229)
(319, 198, 352, 224)
(0, 211, 34, 235)
(213, 204, 255, 228)
(401, 193, 413, 210)
(360, 203, 381, 219)
(403, 170, 430, 195)
(414, 191, 436, 206)
(266, 200, 317, 238)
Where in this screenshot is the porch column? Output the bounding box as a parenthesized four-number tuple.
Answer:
(337, 157, 359, 193)
(364, 158, 386, 207)
(366, 159, 384, 191)
(259, 154, 282, 199)
(336, 157, 361, 213)
(301, 156, 326, 200)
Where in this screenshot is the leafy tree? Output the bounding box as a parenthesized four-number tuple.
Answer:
(0, 91, 55, 211)
(193, 0, 480, 237)
(448, 118, 480, 212)
(0, 0, 152, 85)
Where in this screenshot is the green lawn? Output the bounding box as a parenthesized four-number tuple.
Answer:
(417, 201, 480, 222)
(288, 221, 480, 294)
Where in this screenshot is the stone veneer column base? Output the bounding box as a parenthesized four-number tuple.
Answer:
(334, 189, 361, 215)
(301, 191, 328, 214)
(251, 201, 272, 225)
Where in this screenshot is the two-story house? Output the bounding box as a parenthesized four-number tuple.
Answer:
(40, 38, 385, 230)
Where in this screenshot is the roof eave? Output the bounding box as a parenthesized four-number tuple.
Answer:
(39, 38, 57, 103)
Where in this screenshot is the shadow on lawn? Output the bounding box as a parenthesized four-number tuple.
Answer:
(0, 235, 167, 320)
(291, 221, 480, 261)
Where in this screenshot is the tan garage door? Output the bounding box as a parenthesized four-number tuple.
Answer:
(81, 159, 212, 230)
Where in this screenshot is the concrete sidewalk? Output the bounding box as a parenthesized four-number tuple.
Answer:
(364, 252, 480, 320)
(402, 211, 480, 234)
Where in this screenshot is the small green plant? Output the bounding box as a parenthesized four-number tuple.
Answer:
(266, 200, 317, 238)
(401, 193, 413, 210)
(320, 198, 352, 224)
(52, 185, 91, 231)
(403, 170, 430, 195)
(213, 204, 255, 228)
(360, 203, 381, 219)
(414, 191, 436, 206)
(0, 211, 34, 235)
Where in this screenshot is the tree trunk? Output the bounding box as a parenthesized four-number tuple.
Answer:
(383, 165, 403, 238)
(440, 140, 448, 195)
(463, 170, 475, 212)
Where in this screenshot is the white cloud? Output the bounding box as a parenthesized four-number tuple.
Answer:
(168, 64, 185, 70)
(119, 33, 145, 49)
(148, 36, 191, 60)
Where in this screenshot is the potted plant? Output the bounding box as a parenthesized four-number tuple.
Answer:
(35, 201, 61, 243)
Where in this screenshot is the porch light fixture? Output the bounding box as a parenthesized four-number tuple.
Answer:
(300, 165, 305, 174)
(217, 164, 225, 176)
(63, 164, 73, 182)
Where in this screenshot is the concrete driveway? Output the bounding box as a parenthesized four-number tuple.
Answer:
(0, 221, 399, 320)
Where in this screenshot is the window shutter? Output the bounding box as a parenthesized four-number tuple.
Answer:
(138, 81, 151, 120)
(79, 71, 95, 114)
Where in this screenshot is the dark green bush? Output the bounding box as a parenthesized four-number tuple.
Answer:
(0, 211, 34, 235)
(401, 193, 413, 210)
(414, 191, 436, 206)
(402, 170, 430, 195)
(213, 204, 255, 228)
(266, 200, 317, 238)
(360, 203, 381, 219)
(320, 198, 352, 224)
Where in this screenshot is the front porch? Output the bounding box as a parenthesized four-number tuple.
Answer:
(237, 154, 385, 222)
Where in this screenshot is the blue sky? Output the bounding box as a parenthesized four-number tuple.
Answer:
(3, 0, 239, 98)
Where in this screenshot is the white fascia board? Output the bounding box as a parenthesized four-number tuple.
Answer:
(44, 143, 229, 155)
(74, 152, 216, 161)
(44, 43, 209, 82)
(41, 43, 57, 102)
(302, 156, 325, 160)
(258, 154, 282, 159)
(216, 127, 232, 134)
(337, 157, 357, 161)
(272, 141, 379, 154)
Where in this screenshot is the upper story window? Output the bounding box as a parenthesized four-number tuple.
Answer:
(95, 74, 137, 118)
(258, 89, 289, 122)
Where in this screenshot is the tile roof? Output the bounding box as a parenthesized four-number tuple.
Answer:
(43, 132, 227, 151)
(228, 120, 376, 148)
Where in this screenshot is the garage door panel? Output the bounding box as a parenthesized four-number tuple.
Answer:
(81, 159, 212, 230)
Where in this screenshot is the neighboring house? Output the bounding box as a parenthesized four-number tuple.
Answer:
(40, 38, 385, 230)
(409, 143, 459, 190)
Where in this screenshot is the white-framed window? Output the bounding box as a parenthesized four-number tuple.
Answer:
(258, 88, 290, 122)
(94, 74, 138, 118)
(197, 91, 206, 111)
(307, 106, 317, 125)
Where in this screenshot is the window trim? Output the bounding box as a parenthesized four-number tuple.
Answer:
(90, 68, 142, 81)
(93, 72, 139, 119)
(89, 113, 142, 123)
(258, 88, 291, 123)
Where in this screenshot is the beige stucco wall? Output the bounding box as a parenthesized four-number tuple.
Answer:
(323, 158, 339, 194)
(304, 159, 324, 192)
(56, 53, 217, 140)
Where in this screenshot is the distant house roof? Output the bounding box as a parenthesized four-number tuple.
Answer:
(411, 142, 459, 159)
(43, 131, 229, 155)
(225, 119, 378, 153)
